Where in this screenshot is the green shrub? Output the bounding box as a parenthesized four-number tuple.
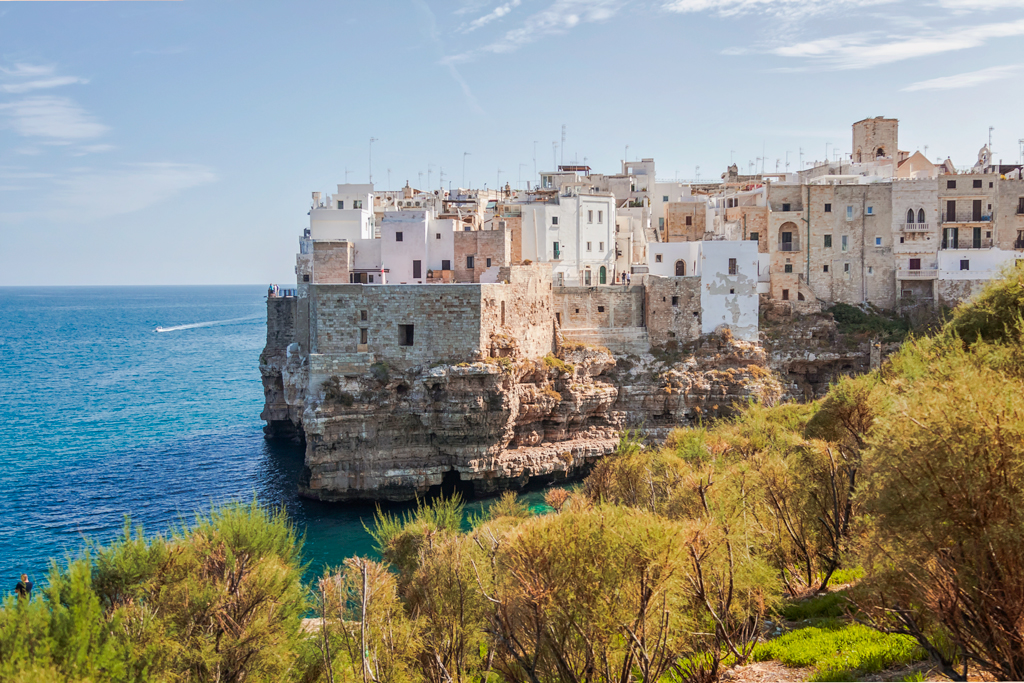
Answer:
(543, 354, 574, 375)
(780, 591, 851, 621)
(827, 302, 910, 342)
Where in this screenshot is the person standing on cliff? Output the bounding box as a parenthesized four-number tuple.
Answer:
(14, 574, 32, 600)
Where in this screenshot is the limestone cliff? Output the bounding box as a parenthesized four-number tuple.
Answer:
(260, 334, 783, 502)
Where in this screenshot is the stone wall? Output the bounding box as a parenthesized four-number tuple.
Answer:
(852, 117, 898, 162)
(312, 241, 353, 284)
(266, 296, 296, 352)
(481, 264, 555, 360)
(553, 285, 644, 329)
(994, 177, 1024, 250)
(726, 206, 769, 252)
(645, 275, 702, 348)
(665, 202, 705, 241)
(309, 284, 487, 366)
(454, 228, 511, 283)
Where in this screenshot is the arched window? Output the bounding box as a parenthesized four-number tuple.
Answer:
(675, 260, 686, 276)
(918, 208, 926, 224)
(907, 209, 915, 224)
(856, 150, 862, 163)
(779, 222, 799, 251)
(599, 266, 607, 285)
(876, 147, 885, 158)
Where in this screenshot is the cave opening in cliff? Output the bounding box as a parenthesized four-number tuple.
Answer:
(437, 468, 474, 500)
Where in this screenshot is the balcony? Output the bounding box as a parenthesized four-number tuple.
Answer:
(897, 269, 937, 280)
(941, 211, 991, 224)
(899, 222, 930, 232)
(940, 238, 993, 250)
(777, 240, 801, 252)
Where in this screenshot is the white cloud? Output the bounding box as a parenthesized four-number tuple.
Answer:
(902, 64, 1021, 91)
(1, 76, 88, 94)
(1, 163, 218, 223)
(482, 0, 623, 54)
(0, 63, 55, 78)
(766, 18, 1024, 69)
(0, 96, 109, 140)
(462, 0, 521, 32)
(663, 0, 894, 19)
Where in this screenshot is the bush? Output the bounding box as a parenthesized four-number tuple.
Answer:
(827, 302, 910, 342)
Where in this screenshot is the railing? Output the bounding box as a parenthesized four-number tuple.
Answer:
(899, 222, 930, 232)
(778, 240, 801, 252)
(1017, 207, 1024, 215)
(941, 211, 991, 223)
(941, 238, 993, 250)
(270, 288, 297, 298)
(897, 269, 937, 279)
(772, 204, 803, 212)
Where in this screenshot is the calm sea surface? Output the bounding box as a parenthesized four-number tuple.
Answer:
(0, 286, 544, 588)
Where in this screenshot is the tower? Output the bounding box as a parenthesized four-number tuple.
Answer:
(852, 116, 899, 163)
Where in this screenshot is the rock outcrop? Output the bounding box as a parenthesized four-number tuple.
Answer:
(261, 334, 783, 502)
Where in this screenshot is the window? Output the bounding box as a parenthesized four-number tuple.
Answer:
(866, 206, 874, 215)
(989, 182, 993, 188)
(824, 234, 832, 248)
(868, 266, 873, 274)
(961, 259, 970, 271)
(659, 217, 665, 229)
(844, 263, 850, 273)
(353, 200, 363, 209)
(947, 180, 956, 189)
(973, 179, 983, 188)
(598, 211, 603, 223)
(782, 203, 791, 212)
(846, 206, 853, 219)
(823, 264, 829, 273)
(442, 259, 451, 271)
(907, 209, 915, 224)
(360, 310, 368, 321)
(909, 258, 921, 270)
(597, 306, 605, 313)
(918, 208, 926, 223)
(466, 256, 475, 269)
(728, 258, 737, 275)
(685, 216, 692, 226)
(553, 242, 560, 259)
(486, 257, 492, 268)
(396, 231, 403, 242)
(368, 274, 374, 283)
(655, 254, 663, 263)
(337, 200, 344, 209)
(784, 264, 793, 273)
(599, 242, 604, 251)
(824, 203, 832, 213)
(360, 328, 368, 344)
(552, 216, 559, 225)
(782, 289, 789, 300)
(586, 241, 592, 251)
(663, 195, 669, 202)
(750, 232, 759, 242)
(436, 233, 441, 240)
(841, 235, 848, 252)
(584, 270, 592, 286)
(875, 236, 882, 246)
(588, 210, 593, 223)
(1018, 197, 1024, 214)
(303, 274, 310, 282)
(398, 325, 414, 346)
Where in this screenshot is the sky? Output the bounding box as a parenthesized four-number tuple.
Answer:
(1, 0, 1023, 286)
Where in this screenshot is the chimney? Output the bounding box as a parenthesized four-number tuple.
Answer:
(312, 191, 321, 207)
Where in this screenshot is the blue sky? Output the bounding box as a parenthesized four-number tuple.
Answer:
(1, 0, 1022, 286)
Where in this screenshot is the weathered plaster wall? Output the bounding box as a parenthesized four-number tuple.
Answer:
(646, 275, 702, 348)
(700, 241, 759, 341)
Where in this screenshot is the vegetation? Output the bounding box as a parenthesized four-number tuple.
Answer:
(4, 264, 1024, 681)
(542, 353, 573, 375)
(826, 302, 911, 341)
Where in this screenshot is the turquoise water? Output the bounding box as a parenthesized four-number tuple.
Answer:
(0, 286, 546, 587)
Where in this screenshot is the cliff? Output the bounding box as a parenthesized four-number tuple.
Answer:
(261, 331, 783, 502)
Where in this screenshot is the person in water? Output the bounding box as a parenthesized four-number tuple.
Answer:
(14, 574, 32, 599)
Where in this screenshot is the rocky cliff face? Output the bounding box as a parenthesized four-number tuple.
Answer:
(260, 334, 783, 502)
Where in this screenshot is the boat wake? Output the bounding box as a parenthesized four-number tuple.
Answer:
(155, 315, 261, 333)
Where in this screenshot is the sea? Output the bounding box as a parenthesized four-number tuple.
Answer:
(0, 285, 546, 588)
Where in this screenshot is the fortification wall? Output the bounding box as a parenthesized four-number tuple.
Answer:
(553, 285, 644, 329)
(266, 297, 296, 351)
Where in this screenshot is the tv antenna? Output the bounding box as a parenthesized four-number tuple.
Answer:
(368, 137, 377, 184)
(560, 124, 566, 166)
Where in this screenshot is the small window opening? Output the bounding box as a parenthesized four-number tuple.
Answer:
(782, 289, 789, 301)
(672, 296, 679, 306)
(360, 310, 368, 321)
(360, 328, 368, 344)
(396, 231, 403, 241)
(597, 306, 605, 313)
(398, 325, 414, 346)
(728, 258, 737, 275)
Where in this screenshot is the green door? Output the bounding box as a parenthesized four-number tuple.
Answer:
(599, 266, 606, 284)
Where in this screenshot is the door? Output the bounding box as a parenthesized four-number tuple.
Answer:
(412, 260, 422, 279)
(909, 258, 921, 271)
(946, 200, 956, 223)
(675, 260, 686, 276)
(973, 199, 982, 221)
(943, 227, 958, 250)
(973, 227, 982, 249)
(584, 270, 592, 286)
(599, 266, 606, 285)
(781, 231, 793, 250)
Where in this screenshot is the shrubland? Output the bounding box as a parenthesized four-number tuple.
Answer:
(4, 265, 1024, 682)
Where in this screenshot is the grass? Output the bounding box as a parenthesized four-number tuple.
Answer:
(780, 591, 851, 621)
(825, 566, 865, 587)
(752, 618, 926, 682)
(543, 354, 574, 375)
